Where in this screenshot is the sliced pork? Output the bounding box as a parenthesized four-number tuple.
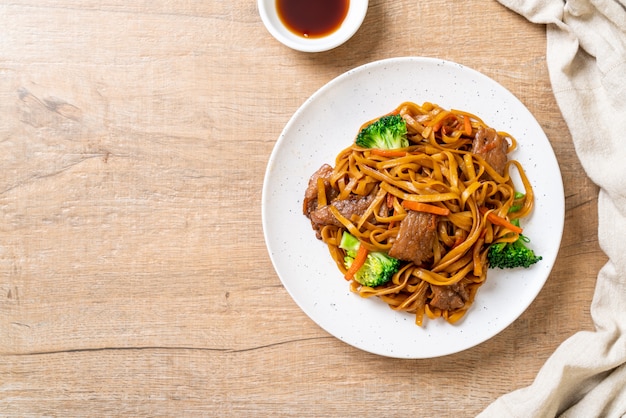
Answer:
(302, 164, 335, 217)
(472, 127, 508, 176)
(309, 194, 375, 229)
(429, 282, 470, 311)
(388, 211, 437, 265)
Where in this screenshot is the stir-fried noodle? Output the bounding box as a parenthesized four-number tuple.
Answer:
(303, 102, 536, 326)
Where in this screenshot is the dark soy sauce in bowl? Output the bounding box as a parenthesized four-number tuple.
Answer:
(276, 0, 350, 38)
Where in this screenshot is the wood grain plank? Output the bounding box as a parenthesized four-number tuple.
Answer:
(0, 0, 604, 416)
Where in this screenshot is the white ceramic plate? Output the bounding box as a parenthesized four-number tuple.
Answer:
(262, 57, 564, 359)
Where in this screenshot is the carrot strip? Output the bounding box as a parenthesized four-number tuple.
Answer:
(402, 201, 450, 216)
(344, 244, 368, 281)
(452, 235, 465, 249)
(481, 141, 499, 152)
(463, 115, 472, 136)
(370, 149, 407, 158)
(479, 207, 523, 234)
(431, 113, 458, 133)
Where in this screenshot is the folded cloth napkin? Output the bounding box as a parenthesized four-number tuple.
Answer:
(479, 0, 626, 417)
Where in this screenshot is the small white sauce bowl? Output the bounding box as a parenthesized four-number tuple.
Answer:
(258, 0, 369, 53)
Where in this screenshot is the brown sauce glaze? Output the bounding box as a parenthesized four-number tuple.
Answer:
(276, 0, 349, 38)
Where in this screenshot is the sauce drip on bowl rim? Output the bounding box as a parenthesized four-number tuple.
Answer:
(276, 0, 350, 39)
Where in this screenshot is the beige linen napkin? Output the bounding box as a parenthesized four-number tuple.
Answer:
(479, 0, 626, 417)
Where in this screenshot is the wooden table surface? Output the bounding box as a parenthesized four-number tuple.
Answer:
(1, 1, 606, 416)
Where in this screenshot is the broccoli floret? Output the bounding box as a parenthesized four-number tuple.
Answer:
(355, 114, 409, 149)
(509, 192, 526, 213)
(339, 231, 401, 287)
(339, 230, 360, 251)
(487, 219, 542, 269)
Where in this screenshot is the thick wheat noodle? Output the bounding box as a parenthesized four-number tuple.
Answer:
(317, 101, 535, 326)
